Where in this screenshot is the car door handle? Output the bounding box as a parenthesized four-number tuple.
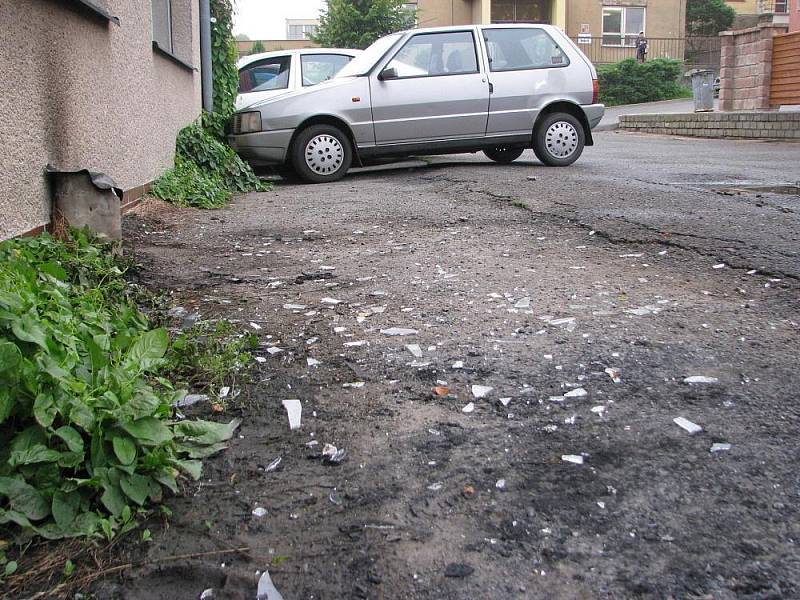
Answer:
(488, 82, 494, 93)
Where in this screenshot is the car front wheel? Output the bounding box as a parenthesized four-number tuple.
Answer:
(291, 124, 353, 183)
(483, 146, 524, 164)
(532, 113, 585, 167)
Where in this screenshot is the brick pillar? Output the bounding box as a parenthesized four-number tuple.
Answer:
(755, 24, 786, 109)
(719, 32, 735, 112)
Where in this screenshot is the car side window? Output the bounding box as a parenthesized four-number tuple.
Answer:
(300, 54, 353, 86)
(239, 56, 291, 93)
(386, 31, 479, 78)
(483, 29, 569, 72)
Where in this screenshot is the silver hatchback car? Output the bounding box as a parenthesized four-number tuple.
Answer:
(228, 24, 604, 183)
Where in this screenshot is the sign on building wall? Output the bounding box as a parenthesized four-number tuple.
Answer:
(578, 23, 591, 44)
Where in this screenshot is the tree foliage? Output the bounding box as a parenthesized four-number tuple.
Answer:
(686, 0, 735, 36)
(312, 0, 416, 49)
(250, 40, 266, 54)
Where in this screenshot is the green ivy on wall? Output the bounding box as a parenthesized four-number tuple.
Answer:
(208, 0, 240, 138)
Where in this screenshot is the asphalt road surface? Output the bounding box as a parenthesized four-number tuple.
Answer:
(102, 131, 799, 600)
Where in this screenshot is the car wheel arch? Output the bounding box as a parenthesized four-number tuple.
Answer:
(533, 101, 594, 147)
(289, 116, 363, 167)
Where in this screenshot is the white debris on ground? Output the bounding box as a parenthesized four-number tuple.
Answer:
(604, 367, 621, 383)
(625, 305, 662, 316)
(256, 570, 284, 600)
(462, 402, 475, 413)
(471, 385, 494, 398)
(380, 327, 418, 336)
(406, 344, 423, 358)
(562, 455, 584, 465)
(674, 417, 703, 434)
(564, 388, 587, 399)
(514, 297, 531, 309)
(684, 375, 719, 384)
(282, 399, 302, 430)
(710, 443, 732, 452)
(174, 394, 208, 408)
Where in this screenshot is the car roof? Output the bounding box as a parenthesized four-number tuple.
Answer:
(238, 48, 361, 70)
(396, 23, 561, 35)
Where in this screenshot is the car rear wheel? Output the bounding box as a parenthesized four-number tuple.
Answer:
(291, 124, 352, 183)
(532, 112, 585, 167)
(483, 146, 524, 164)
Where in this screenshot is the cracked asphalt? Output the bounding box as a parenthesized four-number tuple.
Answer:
(103, 131, 799, 600)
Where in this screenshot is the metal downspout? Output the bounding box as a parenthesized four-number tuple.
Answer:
(200, 0, 213, 112)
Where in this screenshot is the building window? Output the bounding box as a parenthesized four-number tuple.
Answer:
(287, 24, 318, 40)
(402, 2, 418, 24)
(602, 6, 645, 47)
(152, 0, 173, 52)
(491, 0, 550, 23)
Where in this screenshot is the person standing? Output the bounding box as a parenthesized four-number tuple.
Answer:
(636, 31, 648, 63)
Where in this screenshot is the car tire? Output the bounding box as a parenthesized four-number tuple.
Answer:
(483, 146, 524, 164)
(291, 124, 352, 183)
(532, 112, 585, 167)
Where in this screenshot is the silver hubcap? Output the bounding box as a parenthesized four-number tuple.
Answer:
(305, 134, 344, 175)
(545, 121, 578, 159)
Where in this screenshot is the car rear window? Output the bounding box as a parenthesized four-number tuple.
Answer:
(239, 55, 291, 93)
(484, 28, 569, 71)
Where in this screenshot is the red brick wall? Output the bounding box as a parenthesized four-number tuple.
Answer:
(789, 0, 800, 33)
(719, 24, 788, 111)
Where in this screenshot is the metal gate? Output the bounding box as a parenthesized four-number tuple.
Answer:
(770, 31, 800, 107)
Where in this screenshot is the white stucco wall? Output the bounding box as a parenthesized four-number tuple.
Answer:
(0, 0, 202, 239)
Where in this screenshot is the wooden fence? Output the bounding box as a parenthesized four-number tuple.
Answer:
(770, 31, 800, 107)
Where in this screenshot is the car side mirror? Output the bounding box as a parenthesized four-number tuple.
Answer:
(379, 67, 398, 81)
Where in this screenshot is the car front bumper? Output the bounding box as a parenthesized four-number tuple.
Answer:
(583, 104, 605, 129)
(227, 128, 294, 165)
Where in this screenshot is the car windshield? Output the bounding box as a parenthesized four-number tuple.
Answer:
(335, 34, 403, 78)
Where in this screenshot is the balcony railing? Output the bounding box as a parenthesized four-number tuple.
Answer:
(758, 0, 789, 13)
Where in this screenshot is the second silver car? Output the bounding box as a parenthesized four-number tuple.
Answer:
(229, 25, 604, 182)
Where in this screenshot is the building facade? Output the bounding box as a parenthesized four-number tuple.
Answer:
(789, 0, 800, 31)
(410, 0, 685, 40)
(0, 0, 203, 240)
(286, 18, 320, 40)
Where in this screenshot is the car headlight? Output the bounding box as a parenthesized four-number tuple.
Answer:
(238, 111, 262, 134)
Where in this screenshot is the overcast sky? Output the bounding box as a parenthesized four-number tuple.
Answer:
(233, 0, 325, 40)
